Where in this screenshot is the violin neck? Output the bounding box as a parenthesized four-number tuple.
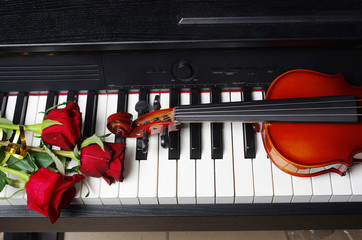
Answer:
(174, 95, 358, 123)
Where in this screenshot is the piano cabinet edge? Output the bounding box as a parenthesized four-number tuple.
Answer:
(0, 215, 362, 232)
(1, 203, 362, 231)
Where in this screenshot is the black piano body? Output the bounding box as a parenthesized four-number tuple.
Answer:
(1, 0, 362, 232)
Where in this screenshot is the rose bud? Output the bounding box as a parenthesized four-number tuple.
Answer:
(26, 168, 84, 224)
(79, 142, 125, 185)
(42, 101, 82, 150)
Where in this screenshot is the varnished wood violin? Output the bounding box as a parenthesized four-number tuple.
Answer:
(107, 69, 362, 177)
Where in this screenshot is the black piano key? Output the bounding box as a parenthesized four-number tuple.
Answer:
(115, 90, 128, 144)
(168, 89, 180, 160)
(83, 90, 98, 138)
(67, 91, 77, 102)
(211, 88, 223, 159)
(136, 89, 149, 160)
(242, 87, 256, 159)
(45, 91, 57, 113)
(13, 92, 28, 125)
(190, 88, 201, 159)
(0, 93, 7, 118)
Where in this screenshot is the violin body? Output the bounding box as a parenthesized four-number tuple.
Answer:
(263, 69, 362, 177)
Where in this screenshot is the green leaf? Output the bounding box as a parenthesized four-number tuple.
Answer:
(43, 145, 65, 175)
(28, 150, 54, 169)
(41, 119, 63, 130)
(97, 133, 111, 139)
(81, 135, 104, 151)
(0, 118, 14, 140)
(5, 151, 35, 174)
(66, 165, 80, 173)
(0, 171, 10, 192)
(60, 155, 66, 167)
(73, 145, 81, 160)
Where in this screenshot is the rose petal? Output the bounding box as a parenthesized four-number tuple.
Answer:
(41, 131, 74, 151)
(26, 169, 84, 223)
(47, 174, 84, 223)
(26, 168, 59, 218)
(42, 102, 82, 150)
(102, 143, 125, 184)
(80, 144, 112, 178)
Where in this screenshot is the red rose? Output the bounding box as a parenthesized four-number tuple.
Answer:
(25, 168, 84, 224)
(42, 101, 82, 150)
(79, 142, 125, 185)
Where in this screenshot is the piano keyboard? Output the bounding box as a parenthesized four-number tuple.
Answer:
(1, 90, 362, 206)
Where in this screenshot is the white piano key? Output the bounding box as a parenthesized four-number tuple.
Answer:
(118, 93, 140, 205)
(252, 91, 273, 203)
(290, 164, 313, 203)
(52, 94, 68, 151)
(31, 94, 49, 205)
(0, 195, 10, 205)
(271, 165, 293, 203)
(138, 93, 159, 204)
(268, 96, 293, 203)
(157, 92, 177, 204)
(196, 91, 215, 204)
(214, 92, 234, 204)
(57, 94, 67, 109)
(177, 92, 196, 204)
(5, 95, 16, 122)
(348, 163, 362, 202)
(77, 93, 88, 134)
(310, 167, 332, 202)
(81, 93, 107, 205)
(329, 168, 352, 202)
(291, 175, 313, 202)
(68, 159, 84, 205)
(32, 95, 47, 146)
(100, 93, 121, 205)
(231, 91, 254, 204)
(3, 95, 19, 205)
(24, 95, 39, 145)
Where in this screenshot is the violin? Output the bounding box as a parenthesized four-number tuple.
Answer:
(107, 69, 362, 177)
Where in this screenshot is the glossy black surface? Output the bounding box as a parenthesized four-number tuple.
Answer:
(169, 89, 181, 159)
(1, 1, 362, 51)
(136, 89, 149, 160)
(243, 87, 256, 159)
(83, 90, 98, 138)
(211, 88, 223, 159)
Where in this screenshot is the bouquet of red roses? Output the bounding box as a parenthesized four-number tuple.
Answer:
(0, 101, 125, 223)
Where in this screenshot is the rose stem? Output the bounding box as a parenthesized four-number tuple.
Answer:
(0, 141, 79, 162)
(0, 123, 42, 135)
(0, 166, 29, 182)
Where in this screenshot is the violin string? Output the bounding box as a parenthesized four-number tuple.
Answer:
(167, 111, 362, 121)
(174, 113, 362, 118)
(175, 98, 362, 112)
(155, 111, 362, 124)
(146, 97, 362, 122)
(175, 106, 362, 116)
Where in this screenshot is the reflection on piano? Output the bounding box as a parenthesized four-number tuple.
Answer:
(1, 0, 362, 232)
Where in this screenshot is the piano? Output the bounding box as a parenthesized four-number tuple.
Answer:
(1, 0, 362, 232)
